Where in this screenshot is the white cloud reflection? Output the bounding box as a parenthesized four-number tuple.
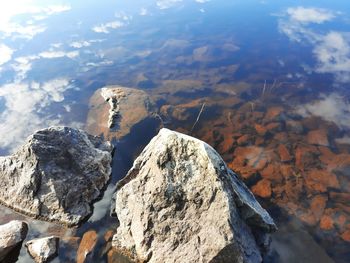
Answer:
(70, 41, 91, 48)
(336, 136, 350, 145)
(39, 50, 79, 59)
(156, 0, 183, 10)
(313, 32, 350, 82)
(286, 7, 335, 24)
(92, 21, 125, 33)
(278, 6, 350, 83)
(0, 2, 71, 39)
(196, 0, 211, 3)
(140, 8, 149, 16)
(88, 185, 115, 222)
(0, 78, 82, 152)
(0, 44, 14, 66)
(296, 93, 350, 130)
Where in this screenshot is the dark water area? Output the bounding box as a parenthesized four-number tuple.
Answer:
(0, 0, 350, 262)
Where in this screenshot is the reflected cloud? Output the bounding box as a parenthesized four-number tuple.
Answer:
(286, 7, 336, 24)
(196, 0, 211, 3)
(0, 3, 70, 39)
(11, 55, 38, 81)
(70, 40, 91, 48)
(157, 0, 183, 10)
(313, 32, 350, 82)
(278, 6, 350, 82)
(296, 93, 350, 130)
(92, 12, 132, 33)
(336, 136, 350, 145)
(156, 0, 210, 9)
(88, 185, 115, 222)
(140, 8, 149, 16)
(0, 78, 82, 152)
(0, 44, 14, 66)
(32, 5, 71, 20)
(10, 51, 78, 81)
(2, 24, 47, 40)
(92, 20, 125, 33)
(39, 50, 79, 59)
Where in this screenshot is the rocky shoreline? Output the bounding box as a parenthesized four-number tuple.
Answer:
(0, 87, 276, 262)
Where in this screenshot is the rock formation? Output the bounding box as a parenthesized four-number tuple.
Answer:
(86, 86, 161, 140)
(0, 126, 113, 226)
(26, 236, 59, 263)
(0, 220, 28, 261)
(112, 128, 276, 263)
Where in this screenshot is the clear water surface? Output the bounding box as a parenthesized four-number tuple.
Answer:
(0, 0, 350, 262)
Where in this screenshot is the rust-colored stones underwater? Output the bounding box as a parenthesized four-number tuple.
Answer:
(76, 230, 98, 263)
(310, 195, 328, 222)
(278, 144, 292, 162)
(304, 170, 340, 194)
(341, 230, 350, 242)
(252, 179, 272, 198)
(320, 215, 334, 231)
(265, 106, 284, 121)
(307, 129, 329, 147)
(156, 89, 350, 259)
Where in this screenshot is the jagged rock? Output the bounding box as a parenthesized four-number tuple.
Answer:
(0, 126, 113, 226)
(0, 220, 28, 261)
(112, 128, 276, 263)
(26, 236, 59, 263)
(86, 86, 161, 140)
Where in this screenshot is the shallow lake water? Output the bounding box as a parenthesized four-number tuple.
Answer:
(0, 0, 349, 262)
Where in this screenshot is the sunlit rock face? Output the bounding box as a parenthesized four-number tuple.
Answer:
(0, 126, 113, 226)
(25, 236, 59, 263)
(112, 128, 276, 263)
(86, 86, 161, 140)
(0, 220, 28, 261)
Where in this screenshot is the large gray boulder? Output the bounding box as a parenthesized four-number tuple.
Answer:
(0, 220, 28, 261)
(26, 236, 59, 263)
(0, 126, 113, 226)
(112, 128, 276, 263)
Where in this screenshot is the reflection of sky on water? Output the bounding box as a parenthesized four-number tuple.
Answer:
(0, 1, 349, 153)
(0, 0, 350, 261)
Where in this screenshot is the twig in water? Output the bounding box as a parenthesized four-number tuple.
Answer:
(262, 80, 267, 97)
(270, 79, 277, 93)
(190, 102, 206, 134)
(249, 102, 255, 112)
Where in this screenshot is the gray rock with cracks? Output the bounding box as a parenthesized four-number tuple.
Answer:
(0, 126, 113, 226)
(112, 128, 276, 263)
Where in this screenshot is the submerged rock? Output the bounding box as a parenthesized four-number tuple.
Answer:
(86, 86, 161, 140)
(0, 126, 113, 226)
(26, 236, 59, 263)
(112, 128, 276, 263)
(76, 230, 98, 263)
(0, 220, 28, 261)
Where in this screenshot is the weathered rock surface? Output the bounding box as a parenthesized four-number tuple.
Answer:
(26, 236, 59, 263)
(112, 128, 276, 263)
(0, 126, 113, 226)
(0, 220, 28, 261)
(86, 86, 161, 140)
